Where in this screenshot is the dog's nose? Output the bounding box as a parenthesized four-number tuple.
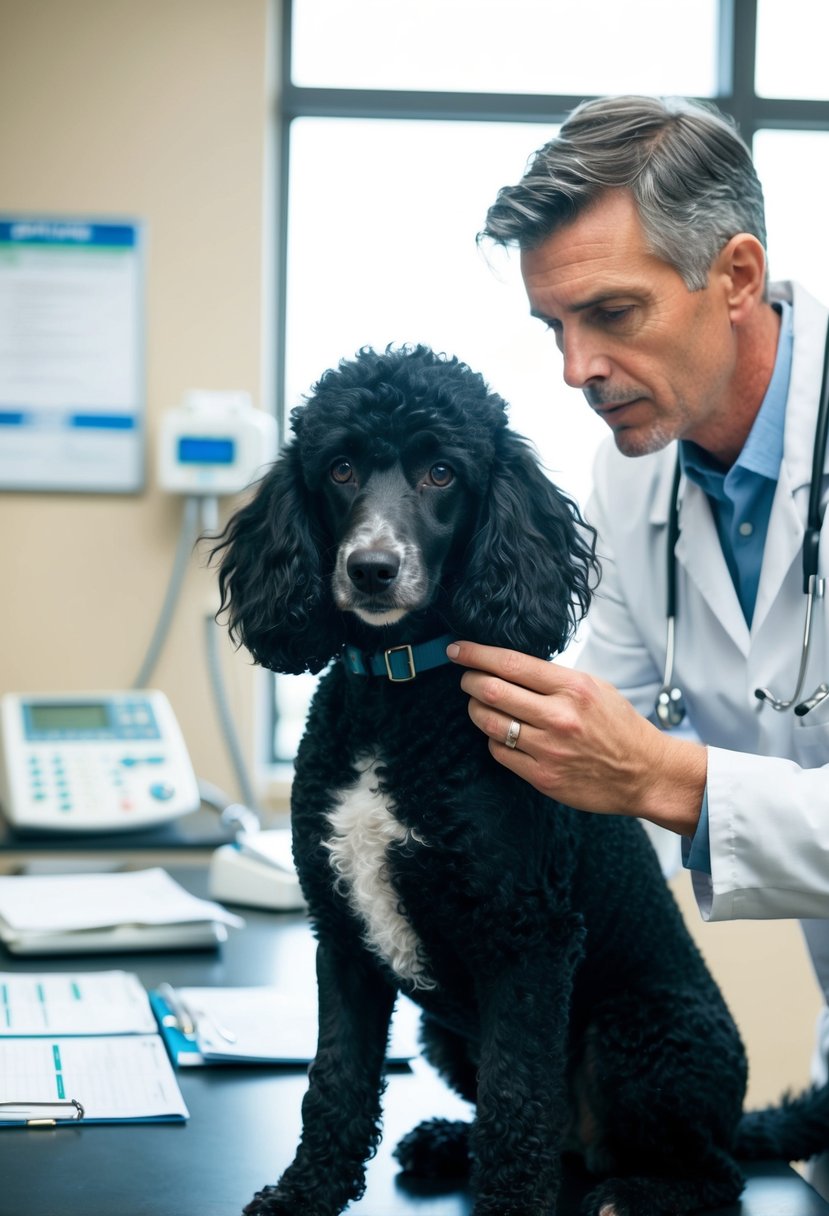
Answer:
(346, 549, 400, 594)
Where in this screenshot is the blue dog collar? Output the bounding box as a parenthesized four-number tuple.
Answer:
(342, 634, 456, 683)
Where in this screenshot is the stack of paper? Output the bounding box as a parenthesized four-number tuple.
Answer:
(0, 970, 188, 1126)
(151, 984, 421, 1068)
(0, 867, 244, 954)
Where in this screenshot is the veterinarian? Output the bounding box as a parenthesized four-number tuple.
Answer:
(449, 93, 829, 1189)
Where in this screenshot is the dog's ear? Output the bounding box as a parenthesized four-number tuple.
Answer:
(210, 443, 343, 674)
(451, 429, 598, 659)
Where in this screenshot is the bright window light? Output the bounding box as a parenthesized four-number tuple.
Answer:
(271, 2, 829, 767)
(753, 131, 829, 299)
(755, 0, 829, 100)
(292, 0, 718, 97)
(285, 117, 605, 511)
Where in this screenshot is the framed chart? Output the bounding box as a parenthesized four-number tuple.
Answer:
(0, 215, 145, 493)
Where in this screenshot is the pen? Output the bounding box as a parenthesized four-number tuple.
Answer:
(180, 999, 237, 1046)
(157, 983, 194, 1038)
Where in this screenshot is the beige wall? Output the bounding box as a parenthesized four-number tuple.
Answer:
(0, 0, 823, 1117)
(670, 875, 822, 1108)
(0, 0, 272, 803)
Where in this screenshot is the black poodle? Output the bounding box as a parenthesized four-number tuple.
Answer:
(213, 345, 829, 1216)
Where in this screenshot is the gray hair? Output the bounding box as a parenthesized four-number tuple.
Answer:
(481, 95, 767, 291)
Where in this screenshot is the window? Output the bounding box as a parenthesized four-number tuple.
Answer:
(267, 0, 829, 770)
(755, 0, 829, 100)
(291, 0, 718, 96)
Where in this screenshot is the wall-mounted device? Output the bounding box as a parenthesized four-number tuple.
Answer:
(0, 691, 200, 833)
(158, 390, 277, 496)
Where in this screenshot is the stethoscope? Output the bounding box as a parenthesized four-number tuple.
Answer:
(655, 322, 829, 730)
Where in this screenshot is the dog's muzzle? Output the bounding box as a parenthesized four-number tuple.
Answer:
(346, 547, 400, 595)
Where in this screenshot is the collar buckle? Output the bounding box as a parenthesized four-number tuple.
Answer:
(383, 644, 416, 682)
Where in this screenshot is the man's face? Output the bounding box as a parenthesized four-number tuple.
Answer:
(520, 189, 738, 459)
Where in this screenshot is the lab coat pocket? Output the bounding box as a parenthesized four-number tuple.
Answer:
(794, 695, 829, 767)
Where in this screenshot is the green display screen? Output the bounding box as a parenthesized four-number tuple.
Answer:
(29, 703, 109, 732)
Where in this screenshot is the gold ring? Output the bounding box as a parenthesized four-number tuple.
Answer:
(504, 719, 521, 749)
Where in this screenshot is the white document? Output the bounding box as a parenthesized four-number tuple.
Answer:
(0, 971, 156, 1036)
(0, 867, 244, 934)
(167, 986, 420, 1065)
(0, 1035, 188, 1122)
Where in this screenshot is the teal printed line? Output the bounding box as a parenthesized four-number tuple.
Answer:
(1, 983, 7, 1005)
(53, 1044, 65, 1099)
(36, 984, 45, 1004)
(71, 982, 81, 1001)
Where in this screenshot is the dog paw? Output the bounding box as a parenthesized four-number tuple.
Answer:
(242, 1186, 296, 1216)
(393, 1117, 472, 1179)
(581, 1181, 633, 1216)
(582, 1178, 670, 1216)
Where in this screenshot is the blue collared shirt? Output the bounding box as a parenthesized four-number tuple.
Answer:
(682, 300, 793, 874)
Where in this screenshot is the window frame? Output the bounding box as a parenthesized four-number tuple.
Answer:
(264, 0, 829, 769)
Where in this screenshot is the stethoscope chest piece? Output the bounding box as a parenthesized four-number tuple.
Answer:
(655, 682, 686, 730)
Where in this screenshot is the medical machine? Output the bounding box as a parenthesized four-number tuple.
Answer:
(158, 390, 277, 496)
(208, 827, 306, 911)
(0, 691, 200, 833)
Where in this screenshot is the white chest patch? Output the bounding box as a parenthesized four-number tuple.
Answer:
(324, 756, 435, 990)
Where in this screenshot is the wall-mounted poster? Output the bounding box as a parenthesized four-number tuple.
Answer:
(0, 216, 145, 493)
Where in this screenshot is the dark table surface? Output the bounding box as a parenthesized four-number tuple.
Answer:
(0, 865, 826, 1216)
(0, 804, 236, 855)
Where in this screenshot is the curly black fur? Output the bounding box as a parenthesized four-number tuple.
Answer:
(213, 345, 594, 673)
(212, 345, 827, 1216)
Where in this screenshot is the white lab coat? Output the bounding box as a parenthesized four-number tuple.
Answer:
(576, 282, 829, 1001)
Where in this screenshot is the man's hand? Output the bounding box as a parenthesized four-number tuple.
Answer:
(447, 641, 706, 837)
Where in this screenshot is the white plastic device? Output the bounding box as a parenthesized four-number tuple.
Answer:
(158, 390, 278, 496)
(0, 690, 201, 833)
(208, 829, 306, 911)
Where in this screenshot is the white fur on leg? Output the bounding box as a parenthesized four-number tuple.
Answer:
(324, 755, 435, 990)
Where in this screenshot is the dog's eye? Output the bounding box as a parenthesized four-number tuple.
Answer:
(427, 463, 454, 488)
(330, 459, 354, 484)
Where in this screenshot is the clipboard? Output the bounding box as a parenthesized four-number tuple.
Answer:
(0, 972, 189, 1126)
(0, 1035, 189, 1126)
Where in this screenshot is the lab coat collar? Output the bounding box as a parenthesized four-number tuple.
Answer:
(645, 284, 829, 645)
(776, 280, 829, 494)
(645, 280, 828, 526)
(646, 452, 750, 652)
(676, 477, 751, 654)
(751, 282, 829, 633)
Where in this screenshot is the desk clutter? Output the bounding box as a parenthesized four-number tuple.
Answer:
(0, 968, 420, 1129)
(0, 866, 245, 954)
(0, 970, 187, 1126)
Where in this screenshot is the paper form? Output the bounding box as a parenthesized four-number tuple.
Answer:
(0, 1036, 188, 1121)
(162, 986, 420, 1065)
(0, 971, 156, 1036)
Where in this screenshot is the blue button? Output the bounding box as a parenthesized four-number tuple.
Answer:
(149, 783, 175, 801)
